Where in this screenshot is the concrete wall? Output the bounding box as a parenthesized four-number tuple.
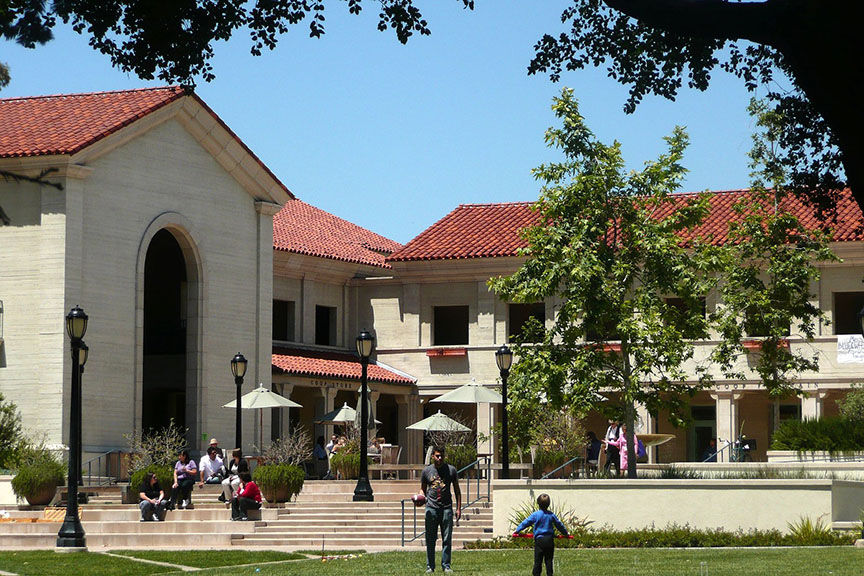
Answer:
(491, 479, 864, 535)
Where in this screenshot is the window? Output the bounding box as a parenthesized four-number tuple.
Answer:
(272, 300, 295, 342)
(665, 297, 706, 319)
(508, 303, 545, 343)
(744, 308, 789, 338)
(434, 306, 469, 345)
(833, 292, 864, 335)
(315, 305, 337, 346)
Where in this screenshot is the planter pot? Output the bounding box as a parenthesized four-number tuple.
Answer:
(261, 484, 292, 504)
(24, 483, 58, 506)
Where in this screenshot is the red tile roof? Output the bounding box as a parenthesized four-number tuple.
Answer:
(272, 347, 415, 385)
(387, 190, 864, 262)
(0, 86, 186, 158)
(273, 199, 402, 268)
(388, 202, 540, 262)
(0, 86, 292, 198)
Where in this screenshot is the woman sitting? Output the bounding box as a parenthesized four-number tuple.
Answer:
(221, 448, 249, 503)
(168, 450, 197, 510)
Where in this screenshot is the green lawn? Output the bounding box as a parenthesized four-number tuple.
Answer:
(110, 549, 306, 567)
(0, 548, 862, 575)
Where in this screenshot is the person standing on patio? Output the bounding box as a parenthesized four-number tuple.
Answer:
(420, 445, 462, 573)
(603, 420, 621, 476)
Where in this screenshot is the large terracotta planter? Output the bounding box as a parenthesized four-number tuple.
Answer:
(24, 483, 58, 506)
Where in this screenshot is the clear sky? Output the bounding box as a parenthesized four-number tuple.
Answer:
(1, 2, 760, 244)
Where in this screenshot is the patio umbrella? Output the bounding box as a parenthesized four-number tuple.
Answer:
(316, 402, 381, 426)
(430, 380, 502, 404)
(407, 410, 471, 432)
(223, 384, 302, 451)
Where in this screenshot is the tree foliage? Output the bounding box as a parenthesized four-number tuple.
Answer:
(708, 100, 837, 396)
(0, 392, 26, 469)
(530, 0, 861, 216)
(0, 0, 473, 85)
(490, 88, 715, 478)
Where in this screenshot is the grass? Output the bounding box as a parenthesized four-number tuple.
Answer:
(110, 549, 306, 567)
(0, 548, 862, 575)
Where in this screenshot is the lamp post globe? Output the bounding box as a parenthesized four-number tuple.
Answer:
(353, 331, 375, 502)
(57, 306, 88, 549)
(495, 345, 513, 480)
(231, 353, 248, 454)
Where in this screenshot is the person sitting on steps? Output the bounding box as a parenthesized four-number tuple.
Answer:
(167, 450, 197, 510)
(231, 471, 261, 521)
(138, 472, 167, 522)
(220, 448, 248, 504)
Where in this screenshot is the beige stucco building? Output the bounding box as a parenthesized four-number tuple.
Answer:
(2, 87, 863, 471)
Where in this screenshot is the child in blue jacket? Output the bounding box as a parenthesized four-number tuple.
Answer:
(513, 493, 569, 576)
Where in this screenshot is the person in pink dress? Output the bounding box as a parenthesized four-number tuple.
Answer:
(602, 423, 637, 475)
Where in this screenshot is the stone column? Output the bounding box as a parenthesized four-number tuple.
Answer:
(476, 402, 493, 458)
(397, 394, 422, 466)
(369, 390, 381, 441)
(800, 390, 828, 421)
(636, 403, 654, 463)
(711, 391, 744, 463)
(315, 387, 338, 442)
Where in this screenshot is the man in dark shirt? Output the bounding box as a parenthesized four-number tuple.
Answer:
(420, 446, 462, 573)
(138, 472, 166, 521)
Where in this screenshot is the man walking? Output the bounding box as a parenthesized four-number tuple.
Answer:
(604, 419, 621, 476)
(420, 445, 462, 573)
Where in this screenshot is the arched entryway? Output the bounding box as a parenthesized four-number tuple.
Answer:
(136, 217, 203, 445)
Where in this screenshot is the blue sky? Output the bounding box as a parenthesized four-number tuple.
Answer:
(2, 2, 759, 244)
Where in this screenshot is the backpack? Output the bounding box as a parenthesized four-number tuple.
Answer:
(636, 438, 647, 459)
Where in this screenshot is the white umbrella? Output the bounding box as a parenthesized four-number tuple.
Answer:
(407, 410, 471, 432)
(223, 384, 302, 451)
(316, 403, 382, 426)
(431, 381, 502, 404)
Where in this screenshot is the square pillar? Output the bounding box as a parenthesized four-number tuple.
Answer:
(711, 391, 744, 462)
(800, 390, 828, 420)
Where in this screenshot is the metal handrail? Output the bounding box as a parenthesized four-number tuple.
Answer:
(82, 449, 120, 486)
(401, 456, 492, 546)
(540, 455, 581, 480)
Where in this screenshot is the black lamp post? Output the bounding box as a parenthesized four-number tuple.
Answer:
(76, 342, 88, 499)
(57, 306, 88, 549)
(231, 353, 248, 454)
(353, 331, 375, 502)
(495, 344, 513, 480)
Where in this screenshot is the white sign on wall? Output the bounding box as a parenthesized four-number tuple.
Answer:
(837, 334, 864, 363)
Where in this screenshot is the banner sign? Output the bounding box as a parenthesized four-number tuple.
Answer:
(837, 334, 864, 363)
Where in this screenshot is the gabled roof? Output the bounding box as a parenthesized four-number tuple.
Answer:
(273, 199, 402, 268)
(272, 347, 416, 385)
(388, 202, 539, 262)
(0, 86, 186, 158)
(387, 190, 864, 262)
(0, 86, 291, 200)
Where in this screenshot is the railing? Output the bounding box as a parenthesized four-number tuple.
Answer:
(540, 455, 582, 480)
(401, 456, 492, 546)
(82, 450, 121, 486)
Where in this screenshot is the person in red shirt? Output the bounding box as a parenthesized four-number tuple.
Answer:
(231, 472, 262, 521)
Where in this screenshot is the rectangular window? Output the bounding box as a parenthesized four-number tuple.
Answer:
(272, 300, 295, 342)
(833, 292, 864, 335)
(508, 303, 545, 343)
(665, 297, 706, 319)
(744, 310, 790, 338)
(434, 306, 469, 345)
(315, 305, 337, 346)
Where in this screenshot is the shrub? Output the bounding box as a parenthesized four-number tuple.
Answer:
(447, 444, 477, 471)
(787, 515, 835, 545)
(261, 426, 312, 467)
(124, 420, 188, 474)
(838, 384, 864, 423)
(329, 452, 373, 479)
(659, 464, 700, 479)
(253, 463, 305, 503)
(770, 416, 864, 453)
(129, 465, 174, 498)
(0, 393, 26, 470)
(11, 445, 65, 502)
(464, 522, 857, 549)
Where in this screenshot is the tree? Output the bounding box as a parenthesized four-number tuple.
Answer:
(709, 99, 837, 405)
(0, 392, 26, 469)
(530, 1, 861, 217)
(490, 88, 715, 478)
(0, 0, 473, 86)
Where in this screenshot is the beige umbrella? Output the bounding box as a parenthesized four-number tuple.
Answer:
(430, 380, 502, 404)
(223, 384, 302, 451)
(407, 410, 471, 432)
(316, 403, 381, 426)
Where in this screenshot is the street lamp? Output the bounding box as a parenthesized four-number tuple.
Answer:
(353, 331, 375, 502)
(57, 305, 88, 549)
(77, 342, 88, 499)
(231, 353, 248, 454)
(495, 344, 513, 480)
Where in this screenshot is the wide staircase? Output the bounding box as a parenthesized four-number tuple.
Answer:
(0, 480, 493, 550)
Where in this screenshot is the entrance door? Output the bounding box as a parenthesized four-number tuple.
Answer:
(142, 229, 189, 432)
(689, 405, 716, 461)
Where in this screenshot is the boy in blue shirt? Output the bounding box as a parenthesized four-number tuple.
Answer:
(513, 493, 569, 576)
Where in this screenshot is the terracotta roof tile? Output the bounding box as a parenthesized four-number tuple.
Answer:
(273, 199, 402, 268)
(387, 191, 863, 262)
(388, 202, 539, 262)
(272, 347, 415, 385)
(0, 86, 186, 158)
